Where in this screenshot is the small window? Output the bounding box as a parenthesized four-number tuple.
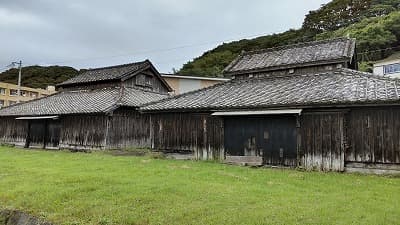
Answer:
(136, 74, 153, 88)
(145, 75, 153, 87)
(135, 74, 146, 86)
(383, 63, 400, 75)
(0, 88, 5, 95)
(30, 92, 38, 98)
(10, 89, 18, 96)
(0, 100, 4, 107)
(20, 90, 27, 97)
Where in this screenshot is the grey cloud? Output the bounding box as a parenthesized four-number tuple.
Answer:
(0, 0, 330, 73)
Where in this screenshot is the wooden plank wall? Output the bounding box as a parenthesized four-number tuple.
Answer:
(124, 70, 169, 94)
(107, 109, 151, 148)
(347, 108, 400, 164)
(299, 112, 345, 171)
(234, 63, 346, 80)
(60, 115, 108, 149)
(0, 117, 28, 145)
(151, 113, 224, 160)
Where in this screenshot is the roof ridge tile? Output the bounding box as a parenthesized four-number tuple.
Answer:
(84, 60, 149, 72)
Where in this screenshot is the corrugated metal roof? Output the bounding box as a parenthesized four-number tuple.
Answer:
(211, 109, 302, 116)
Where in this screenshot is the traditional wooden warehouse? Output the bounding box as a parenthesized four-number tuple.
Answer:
(0, 60, 172, 150)
(141, 38, 400, 173)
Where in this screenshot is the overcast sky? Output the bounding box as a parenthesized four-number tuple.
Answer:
(0, 0, 330, 73)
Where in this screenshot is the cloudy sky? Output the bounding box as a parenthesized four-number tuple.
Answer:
(0, 0, 330, 73)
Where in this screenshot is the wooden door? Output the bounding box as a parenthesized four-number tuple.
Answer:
(299, 112, 345, 171)
(224, 116, 297, 166)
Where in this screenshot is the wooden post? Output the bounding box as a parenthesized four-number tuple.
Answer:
(150, 114, 154, 149)
(203, 117, 207, 160)
(104, 116, 111, 149)
(43, 120, 48, 149)
(296, 115, 301, 168)
(24, 121, 31, 148)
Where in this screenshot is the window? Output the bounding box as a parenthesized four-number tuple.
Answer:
(145, 75, 153, 87)
(30, 92, 38, 98)
(135, 74, 145, 86)
(384, 63, 400, 75)
(20, 90, 27, 97)
(135, 74, 153, 88)
(0, 100, 4, 108)
(10, 89, 18, 96)
(0, 88, 5, 95)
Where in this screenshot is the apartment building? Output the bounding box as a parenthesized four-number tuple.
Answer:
(373, 52, 400, 78)
(0, 82, 56, 108)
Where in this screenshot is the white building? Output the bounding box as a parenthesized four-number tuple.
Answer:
(161, 74, 229, 95)
(373, 53, 400, 78)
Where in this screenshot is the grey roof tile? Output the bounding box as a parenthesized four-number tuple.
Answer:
(141, 69, 400, 112)
(120, 87, 169, 107)
(224, 38, 356, 75)
(58, 60, 150, 86)
(0, 87, 168, 116)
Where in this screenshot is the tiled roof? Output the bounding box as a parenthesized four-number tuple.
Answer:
(224, 38, 356, 75)
(141, 69, 400, 112)
(0, 87, 168, 116)
(58, 60, 150, 86)
(120, 87, 169, 107)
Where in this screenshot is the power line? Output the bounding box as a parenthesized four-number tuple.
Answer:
(28, 31, 276, 66)
(3, 36, 400, 70)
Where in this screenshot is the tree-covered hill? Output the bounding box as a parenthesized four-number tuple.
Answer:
(179, 0, 400, 77)
(0, 66, 79, 89)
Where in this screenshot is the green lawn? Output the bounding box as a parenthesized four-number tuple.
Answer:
(0, 147, 399, 225)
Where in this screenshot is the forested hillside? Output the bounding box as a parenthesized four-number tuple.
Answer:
(179, 0, 400, 76)
(0, 66, 78, 89)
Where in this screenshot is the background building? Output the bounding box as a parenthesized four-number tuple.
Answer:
(161, 74, 229, 94)
(0, 82, 56, 108)
(373, 52, 400, 78)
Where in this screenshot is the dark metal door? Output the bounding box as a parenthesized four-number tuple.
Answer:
(46, 120, 61, 148)
(26, 120, 61, 148)
(224, 116, 297, 166)
(262, 117, 297, 166)
(28, 121, 46, 147)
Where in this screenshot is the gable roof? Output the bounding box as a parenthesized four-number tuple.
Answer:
(0, 87, 168, 116)
(57, 60, 173, 91)
(223, 38, 356, 75)
(141, 69, 400, 112)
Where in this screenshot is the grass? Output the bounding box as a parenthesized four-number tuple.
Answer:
(0, 147, 399, 225)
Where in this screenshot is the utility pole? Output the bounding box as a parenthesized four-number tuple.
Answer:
(10, 61, 22, 103)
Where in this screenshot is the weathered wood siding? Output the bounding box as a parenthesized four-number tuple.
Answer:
(299, 112, 345, 171)
(234, 63, 347, 80)
(124, 70, 169, 94)
(0, 117, 27, 146)
(151, 113, 224, 160)
(107, 109, 151, 148)
(60, 115, 108, 149)
(347, 108, 400, 164)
